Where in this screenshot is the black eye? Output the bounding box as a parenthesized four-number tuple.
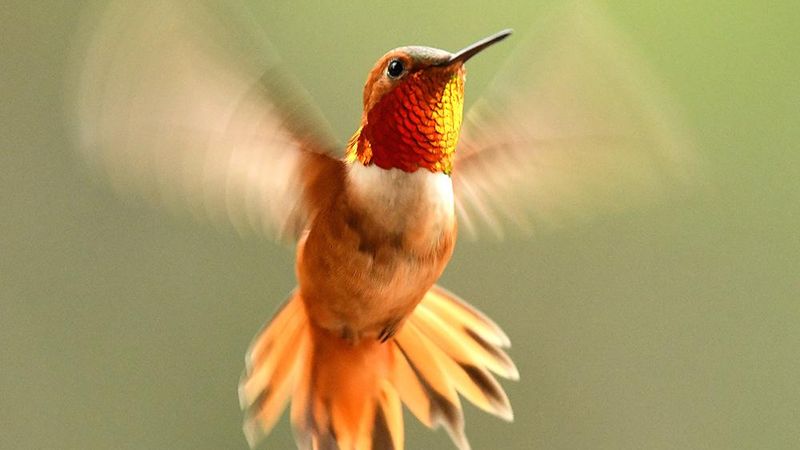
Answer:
(386, 59, 405, 78)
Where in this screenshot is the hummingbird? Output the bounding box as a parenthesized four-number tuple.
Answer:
(73, 1, 696, 449)
(235, 30, 518, 450)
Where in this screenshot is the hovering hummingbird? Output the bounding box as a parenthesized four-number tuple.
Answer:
(73, 1, 695, 449)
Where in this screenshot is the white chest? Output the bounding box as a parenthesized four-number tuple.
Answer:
(346, 163, 455, 238)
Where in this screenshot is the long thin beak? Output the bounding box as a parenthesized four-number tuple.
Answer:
(445, 29, 513, 65)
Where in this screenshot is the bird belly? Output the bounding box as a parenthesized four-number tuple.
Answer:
(296, 164, 456, 340)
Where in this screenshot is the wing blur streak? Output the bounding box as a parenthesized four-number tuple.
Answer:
(455, 3, 700, 238)
(71, 0, 339, 240)
(72, 0, 699, 243)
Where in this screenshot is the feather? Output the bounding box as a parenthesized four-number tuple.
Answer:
(70, 0, 340, 241)
(394, 321, 468, 449)
(455, 2, 700, 237)
(423, 286, 511, 349)
(414, 302, 518, 381)
(241, 293, 310, 446)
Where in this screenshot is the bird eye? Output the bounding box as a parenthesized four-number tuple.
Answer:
(386, 59, 405, 79)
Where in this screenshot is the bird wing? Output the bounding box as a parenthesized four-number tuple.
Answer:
(70, 0, 343, 241)
(454, 3, 701, 238)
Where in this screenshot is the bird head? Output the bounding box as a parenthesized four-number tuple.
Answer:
(348, 30, 511, 174)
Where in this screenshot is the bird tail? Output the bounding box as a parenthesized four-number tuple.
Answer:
(239, 285, 517, 450)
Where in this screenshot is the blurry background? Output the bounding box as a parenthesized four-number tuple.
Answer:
(2, 1, 798, 449)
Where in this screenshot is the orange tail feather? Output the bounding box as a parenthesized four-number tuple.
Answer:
(240, 286, 516, 449)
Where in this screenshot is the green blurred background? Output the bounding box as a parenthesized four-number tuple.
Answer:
(2, 1, 798, 449)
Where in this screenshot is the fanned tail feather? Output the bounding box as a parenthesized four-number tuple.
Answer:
(239, 286, 516, 449)
(240, 292, 310, 446)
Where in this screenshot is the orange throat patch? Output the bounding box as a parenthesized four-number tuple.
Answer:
(347, 69, 465, 175)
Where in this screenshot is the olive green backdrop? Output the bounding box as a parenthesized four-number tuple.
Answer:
(2, 1, 798, 449)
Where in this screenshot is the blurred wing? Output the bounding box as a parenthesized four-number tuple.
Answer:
(455, 3, 700, 238)
(70, 0, 342, 240)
